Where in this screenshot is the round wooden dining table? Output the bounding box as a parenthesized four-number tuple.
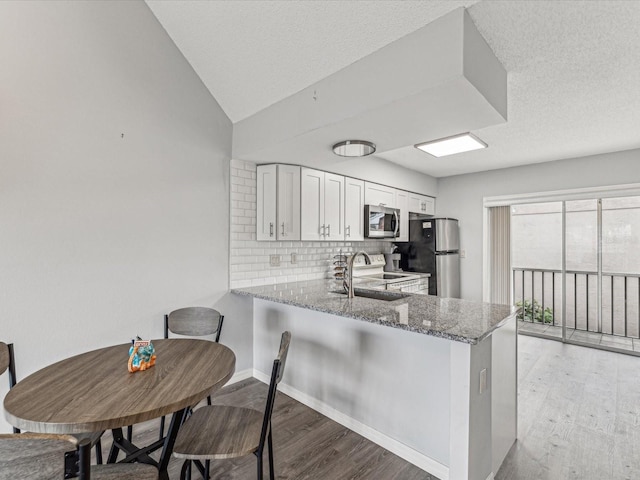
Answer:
(3, 338, 235, 479)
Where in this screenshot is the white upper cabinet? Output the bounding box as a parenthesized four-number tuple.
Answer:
(257, 164, 435, 243)
(395, 189, 409, 242)
(364, 182, 396, 208)
(301, 168, 344, 241)
(344, 178, 365, 241)
(277, 164, 301, 240)
(300, 168, 324, 241)
(256, 164, 300, 241)
(256, 164, 277, 241)
(324, 172, 345, 240)
(408, 193, 435, 216)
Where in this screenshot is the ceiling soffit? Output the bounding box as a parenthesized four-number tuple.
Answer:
(232, 8, 506, 171)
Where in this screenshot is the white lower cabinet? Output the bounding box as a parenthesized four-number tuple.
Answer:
(256, 164, 300, 241)
(344, 178, 365, 241)
(300, 168, 344, 241)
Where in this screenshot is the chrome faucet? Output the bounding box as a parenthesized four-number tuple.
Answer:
(344, 251, 372, 299)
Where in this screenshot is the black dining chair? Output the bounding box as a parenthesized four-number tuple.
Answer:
(0, 341, 105, 464)
(125, 307, 225, 443)
(155, 307, 224, 440)
(172, 331, 291, 480)
(0, 433, 158, 480)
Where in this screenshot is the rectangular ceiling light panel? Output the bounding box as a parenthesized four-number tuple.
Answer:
(415, 133, 487, 158)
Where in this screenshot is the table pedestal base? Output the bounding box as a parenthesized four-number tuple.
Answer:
(108, 408, 188, 480)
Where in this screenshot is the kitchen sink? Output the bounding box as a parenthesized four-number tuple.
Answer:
(331, 289, 411, 302)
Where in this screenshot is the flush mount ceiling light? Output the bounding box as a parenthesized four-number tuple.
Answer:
(414, 133, 487, 158)
(332, 140, 376, 157)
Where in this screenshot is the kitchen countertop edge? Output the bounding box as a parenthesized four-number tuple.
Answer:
(231, 280, 518, 345)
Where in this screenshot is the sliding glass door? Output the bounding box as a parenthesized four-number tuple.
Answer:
(511, 201, 564, 338)
(600, 196, 640, 350)
(511, 195, 640, 354)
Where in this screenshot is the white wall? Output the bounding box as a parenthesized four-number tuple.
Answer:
(436, 148, 640, 301)
(0, 0, 252, 432)
(319, 155, 439, 198)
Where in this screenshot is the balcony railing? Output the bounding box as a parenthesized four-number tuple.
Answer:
(512, 268, 640, 339)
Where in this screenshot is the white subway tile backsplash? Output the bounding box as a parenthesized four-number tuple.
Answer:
(229, 158, 394, 289)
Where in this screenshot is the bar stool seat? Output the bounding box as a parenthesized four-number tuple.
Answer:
(0, 433, 157, 480)
(174, 405, 264, 460)
(172, 331, 291, 480)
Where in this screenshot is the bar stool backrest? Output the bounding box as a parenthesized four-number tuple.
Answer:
(165, 307, 224, 342)
(0, 342, 9, 377)
(258, 331, 291, 452)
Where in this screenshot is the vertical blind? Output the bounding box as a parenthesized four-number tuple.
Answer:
(488, 206, 511, 305)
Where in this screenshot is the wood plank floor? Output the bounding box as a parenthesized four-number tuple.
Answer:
(496, 335, 640, 480)
(101, 379, 435, 479)
(100, 334, 640, 479)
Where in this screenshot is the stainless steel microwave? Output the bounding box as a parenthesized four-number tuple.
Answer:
(364, 205, 400, 238)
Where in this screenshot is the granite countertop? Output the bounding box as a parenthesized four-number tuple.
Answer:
(232, 279, 518, 344)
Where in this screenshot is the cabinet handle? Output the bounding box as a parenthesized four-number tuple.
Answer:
(281, 222, 286, 236)
(327, 224, 331, 237)
(269, 222, 274, 237)
(393, 210, 399, 237)
(346, 225, 351, 237)
(320, 224, 325, 237)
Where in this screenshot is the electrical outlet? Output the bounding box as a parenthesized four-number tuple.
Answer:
(291, 253, 297, 264)
(479, 368, 487, 395)
(460, 250, 466, 258)
(269, 255, 281, 267)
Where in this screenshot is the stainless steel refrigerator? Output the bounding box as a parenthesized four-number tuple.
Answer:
(395, 217, 460, 298)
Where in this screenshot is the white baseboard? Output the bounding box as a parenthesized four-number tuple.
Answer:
(253, 369, 450, 480)
(227, 368, 253, 385)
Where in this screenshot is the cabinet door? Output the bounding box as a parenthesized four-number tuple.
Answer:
(408, 193, 435, 216)
(422, 196, 435, 215)
(395, 189, 409, 242)
(365, 182, 395, 208)
(256, 164, 277, 241)
(277, 165, 301, 240)
(408, 192, 423, 214)
(300, 168, 324, 241)
(323, 173, 344, 240)
(344, 177, 365, 241)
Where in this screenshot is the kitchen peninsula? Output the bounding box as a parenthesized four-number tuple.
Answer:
(233, 280, 518, 480)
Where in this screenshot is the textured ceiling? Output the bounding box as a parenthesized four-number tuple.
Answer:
(146, 0, 477, 123)
(146, 0, 640, 178)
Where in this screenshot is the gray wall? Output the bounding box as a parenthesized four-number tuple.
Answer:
(0, 0, 251, 432)
(436, 148, 640, 301)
